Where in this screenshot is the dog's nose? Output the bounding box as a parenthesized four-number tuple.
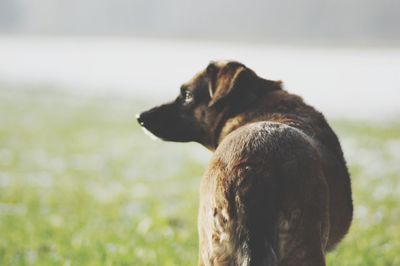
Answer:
(136, 113, 145, 126)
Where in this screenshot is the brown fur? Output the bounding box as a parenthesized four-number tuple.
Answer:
(138, 61, 353, 266)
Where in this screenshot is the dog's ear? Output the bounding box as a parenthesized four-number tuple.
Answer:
(208, 63, 258, 107)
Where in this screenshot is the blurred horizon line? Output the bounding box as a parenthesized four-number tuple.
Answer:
(1, 35, 400, 121)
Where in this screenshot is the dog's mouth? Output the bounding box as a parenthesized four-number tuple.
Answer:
(136, 108, 200, 143)
(136, 113, 160, 141)
(140, 126, 160, 141)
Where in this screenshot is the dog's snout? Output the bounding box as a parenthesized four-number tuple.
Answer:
(136, 113, 145, 126)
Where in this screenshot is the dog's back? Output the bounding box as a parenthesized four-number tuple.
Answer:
(218, 88, 353, 251)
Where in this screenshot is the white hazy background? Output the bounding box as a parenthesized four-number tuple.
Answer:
(0, 0, 399, 120)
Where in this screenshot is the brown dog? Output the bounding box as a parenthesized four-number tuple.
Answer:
(137, 61, 353, 266)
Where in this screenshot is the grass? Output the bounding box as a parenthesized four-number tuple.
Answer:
(0, 88, 399, 265)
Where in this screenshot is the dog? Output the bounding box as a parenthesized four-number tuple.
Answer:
(137, 61, 353, 266)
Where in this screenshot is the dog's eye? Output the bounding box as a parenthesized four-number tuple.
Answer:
(184, 90, 193, 103)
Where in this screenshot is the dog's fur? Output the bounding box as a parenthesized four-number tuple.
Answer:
(137, 61, 353, 266)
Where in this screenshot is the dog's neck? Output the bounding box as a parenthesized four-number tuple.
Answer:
(217, 114, 249, 146)
(206, 82, 284, 151)
(205, 112, 250, 151)
(209, 90, 294, 150)
(207, 109, 231, 150)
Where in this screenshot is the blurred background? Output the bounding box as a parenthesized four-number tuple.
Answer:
(0, 1, 399, 265)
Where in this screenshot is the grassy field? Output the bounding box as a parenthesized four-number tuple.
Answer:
(0, 88, 399, 265)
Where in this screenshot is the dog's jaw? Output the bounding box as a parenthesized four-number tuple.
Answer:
(140, 127, 160, 141)
(136, 113, 161, 141)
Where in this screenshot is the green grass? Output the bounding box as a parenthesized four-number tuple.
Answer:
(0, 88, 399, 265)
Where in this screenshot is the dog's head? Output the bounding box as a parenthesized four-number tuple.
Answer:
(137, 61, 281, 148)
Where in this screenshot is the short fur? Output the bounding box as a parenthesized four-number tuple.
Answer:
(137, 61, 353, 266)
